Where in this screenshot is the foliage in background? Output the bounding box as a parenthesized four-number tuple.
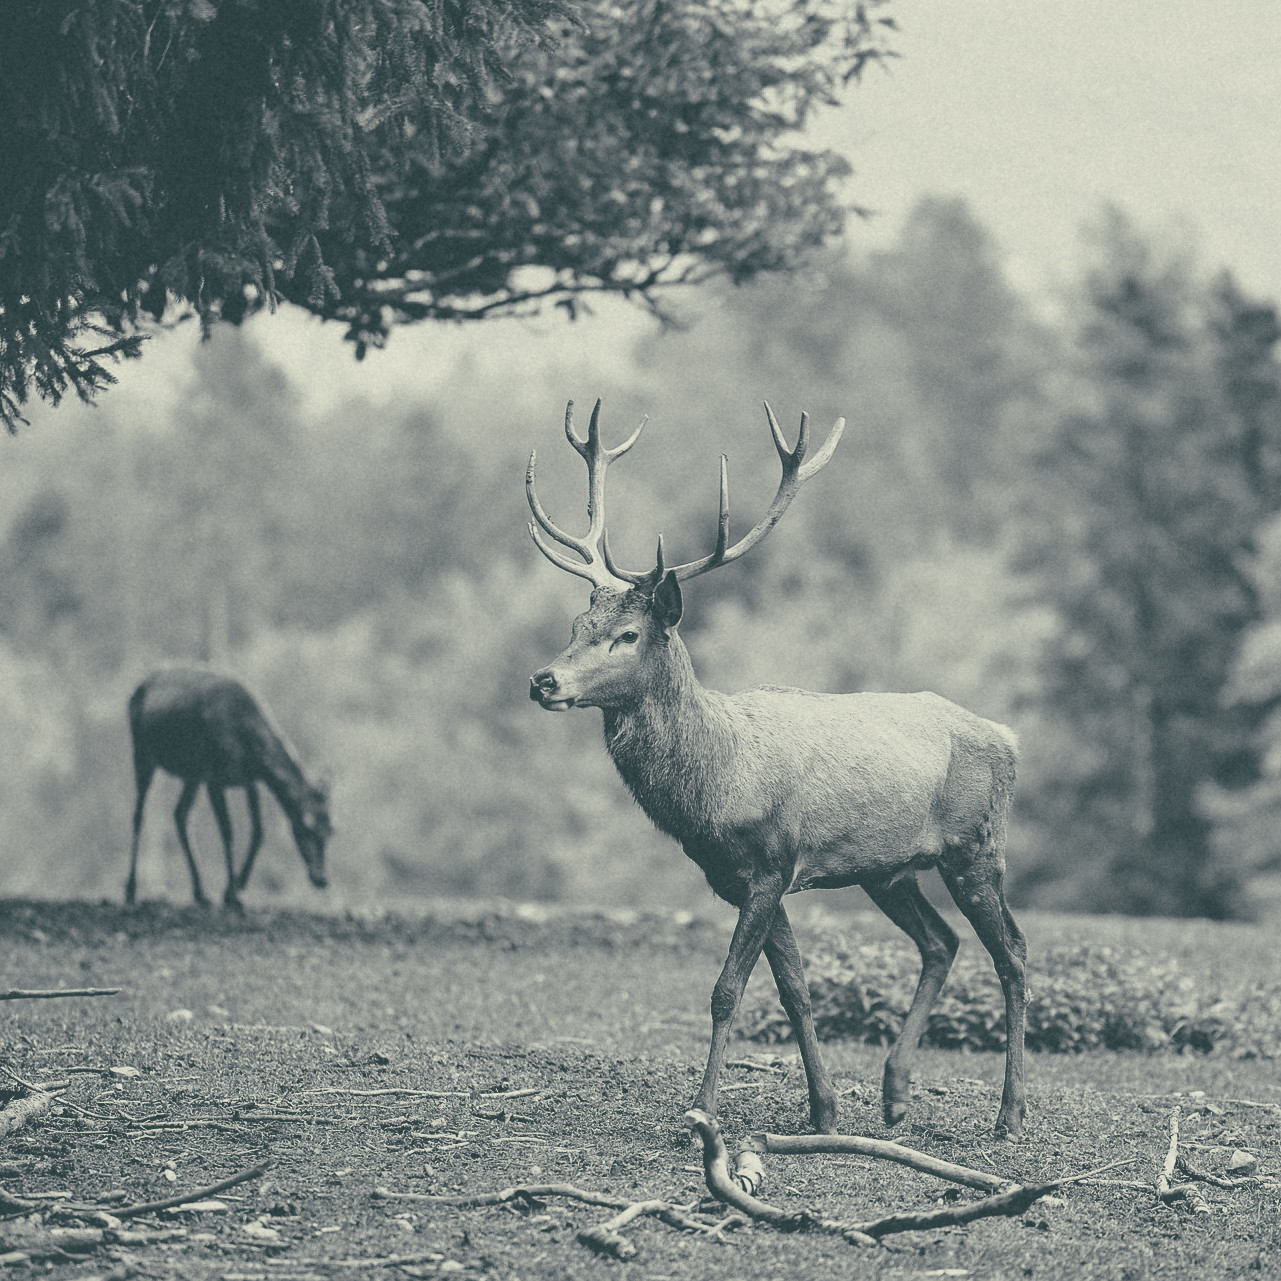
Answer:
(3, 199, 1281, 918)
(741, 936, 1281, 1059)
(1015, 212, 1281, 919)
(0, 0, 894, 431)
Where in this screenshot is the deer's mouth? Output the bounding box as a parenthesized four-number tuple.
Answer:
(538, 695, 575, 712)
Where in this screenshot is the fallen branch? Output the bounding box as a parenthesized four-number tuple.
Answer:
(111, 1159, 271, 1220)
(1177, 1154, 1264, 1190)
(1152, 1107, 1207, 1211)
(375, 1182, 628, 1211)
(0, 988, 119, 1001)
(0, 1090, 55, 1140)
(752, 1131, 1011, 1192)
(688, 1110, 1099, 1247)
(374, 1182, 732, 1251)
(577, 1199, 676, 1260)
(0, 1222, 186, 1262)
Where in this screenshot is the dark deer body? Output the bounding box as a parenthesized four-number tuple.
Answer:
(527, 400, 1027, 1137)
(126, 668, 331, 910)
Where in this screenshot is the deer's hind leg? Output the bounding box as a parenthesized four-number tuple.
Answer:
(173, 781, 209, 907)
(863, 874, 959, 1129)
(938, 856, 1027, 1138)
(234, 783, 264, 893)
(206, 786, 243, 913)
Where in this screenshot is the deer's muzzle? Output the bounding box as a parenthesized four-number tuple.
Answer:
(530, 669, 574, 712)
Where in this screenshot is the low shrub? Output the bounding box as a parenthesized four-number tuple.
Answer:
(741, 937, 1281, 1058)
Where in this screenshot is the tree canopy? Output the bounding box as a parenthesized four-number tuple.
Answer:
(0, 0, 894, 431)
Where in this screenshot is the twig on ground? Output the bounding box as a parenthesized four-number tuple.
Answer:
(301, 1087, 468, 1100)
(726, 1059, 790, 1075)
(752, 1131, 1012, 1192)
(1151, 1109, 1209, 1213)
(374, 1180, 729, 1256)
(1156, 1107, 1180, 1199)
(0, 988, 119, 1001)
(1176, 1154, 1264, 1190)
(110, 1159, 271, 1220)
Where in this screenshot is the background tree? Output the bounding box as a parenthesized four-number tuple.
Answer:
(0, 0, 894, 432)
(1017, 211, 1281, 919)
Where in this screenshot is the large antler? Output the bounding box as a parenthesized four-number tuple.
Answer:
(526, 399, 648, 588)
(527, 399, 845, 589)
(603, 402, 846, 585)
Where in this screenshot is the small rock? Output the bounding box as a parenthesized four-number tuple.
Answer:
(166, 1008, 194, 1023)
(439, 1262, 465, 1275)
(1228, 1150, 1258, 1175)
(243, 1219, 281, 1242)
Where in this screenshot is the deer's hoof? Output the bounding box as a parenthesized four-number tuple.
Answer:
(811, 1098, 839, 1135)
(994, 1108, 1025, 1140)
(882, 1063, 911, 1127)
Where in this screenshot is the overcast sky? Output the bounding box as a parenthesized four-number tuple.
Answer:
(826, 0, 1281, 301)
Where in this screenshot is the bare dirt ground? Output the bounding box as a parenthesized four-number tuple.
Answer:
(1, 899, 1278, 1279)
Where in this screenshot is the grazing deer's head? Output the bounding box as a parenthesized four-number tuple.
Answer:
(527, 398, 844, 711)
(291, 783, 333, 888)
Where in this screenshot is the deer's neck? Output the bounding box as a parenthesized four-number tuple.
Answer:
(254, 729, 311, 818)
(602, 637, 739, 840)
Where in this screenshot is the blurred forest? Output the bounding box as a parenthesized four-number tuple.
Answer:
(4, 197, 1281, 920)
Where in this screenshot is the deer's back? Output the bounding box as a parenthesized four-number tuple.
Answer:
(130, 668, 273, 786)
(688, 687, 1017, 890)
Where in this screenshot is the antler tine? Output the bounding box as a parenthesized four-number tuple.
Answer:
(527, 400, 650, 588)
(662, 407, 845, 583)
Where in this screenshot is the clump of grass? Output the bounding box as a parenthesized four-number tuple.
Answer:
(741, 938, 1281, 1058)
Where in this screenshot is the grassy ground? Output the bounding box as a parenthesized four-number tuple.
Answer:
(1, 897, 1279, 1280)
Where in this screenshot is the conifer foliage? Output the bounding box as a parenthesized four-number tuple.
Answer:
(0, 0, 894, 431)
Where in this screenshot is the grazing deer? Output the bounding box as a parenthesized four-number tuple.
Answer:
(126, 668, 332, 911)
(527, 400, 1027, 1137)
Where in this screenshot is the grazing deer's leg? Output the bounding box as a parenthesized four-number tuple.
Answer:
(939, 860, 1027, 1138)
(173, 781, 209, 906)
(235, 783, 264, 893)
(692, 876, 786, 1121)
(206, 786, 242, 912)
(763, 905, 838, 1132)
(864, 875, 960, 1128)
(125, 759, 156, 906)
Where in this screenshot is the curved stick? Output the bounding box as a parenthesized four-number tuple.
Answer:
(753, 1131, 1011, 1192)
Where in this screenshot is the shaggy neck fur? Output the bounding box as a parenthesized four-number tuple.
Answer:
(602, 632, 740, 841)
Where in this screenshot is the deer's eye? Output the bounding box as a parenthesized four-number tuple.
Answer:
(612, 630, 640, 650)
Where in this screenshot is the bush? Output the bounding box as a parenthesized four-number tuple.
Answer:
(740, 937, 1281, 1058)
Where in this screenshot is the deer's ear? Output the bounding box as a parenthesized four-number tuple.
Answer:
(651, 571, 683, 630)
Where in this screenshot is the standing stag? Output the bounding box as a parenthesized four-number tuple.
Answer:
(126, 668, 332, 911)
(527, 400, 1027, 1137)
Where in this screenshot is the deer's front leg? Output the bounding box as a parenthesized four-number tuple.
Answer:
(764, 905, 838, 1132)
(691, 875, 785, 1122)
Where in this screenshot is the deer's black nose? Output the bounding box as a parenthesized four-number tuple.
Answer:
(530, 669, 558, 701)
